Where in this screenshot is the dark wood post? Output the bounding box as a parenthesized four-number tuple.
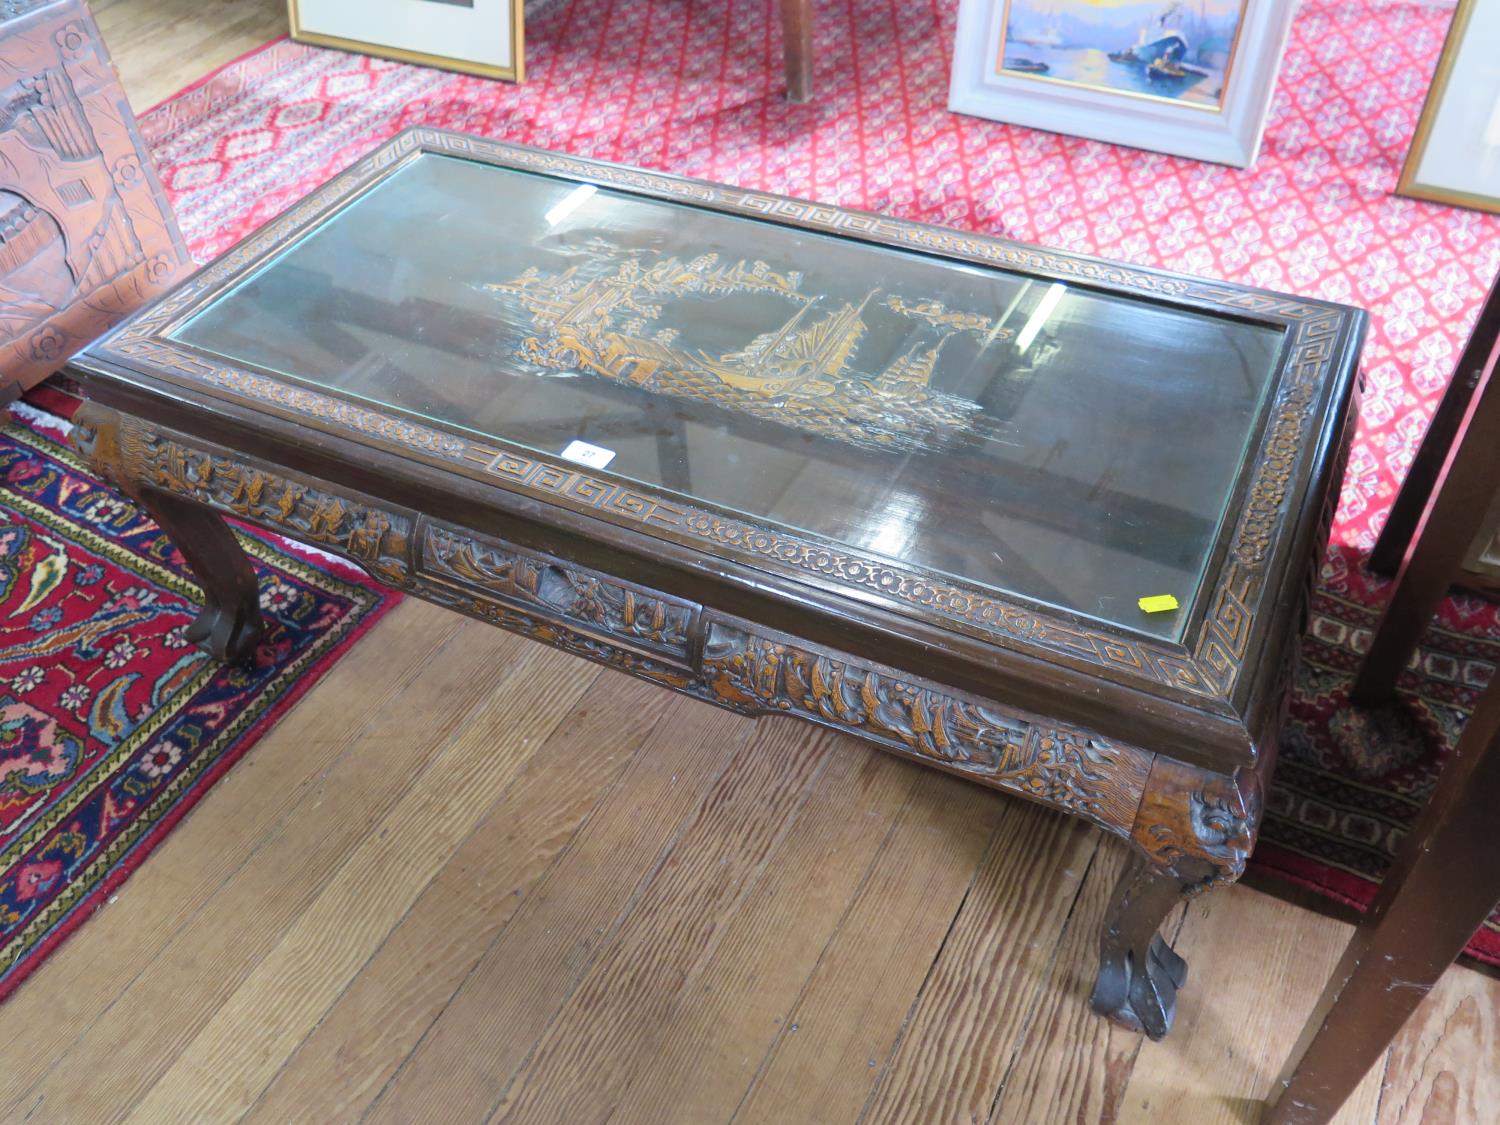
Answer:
(1352, 327, 1500, 704)
(1369, 271, 1500, 575)
(780, 0, 813, 102)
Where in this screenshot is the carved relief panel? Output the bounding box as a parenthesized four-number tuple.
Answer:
(0, 0, 189, 395)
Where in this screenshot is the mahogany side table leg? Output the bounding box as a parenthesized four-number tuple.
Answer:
(780, 0, 813, 102)
(1353, 329, 1500, 705)
(1264, 678, 1500, 1124)
(73, 402, 265, 663)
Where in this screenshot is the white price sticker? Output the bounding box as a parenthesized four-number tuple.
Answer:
(560, 439, 616, 470)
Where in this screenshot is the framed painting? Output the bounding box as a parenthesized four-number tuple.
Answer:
(948, 0, 1297, 168)
(1396, 0, 1500, 215)
(288, 0, 523, 82)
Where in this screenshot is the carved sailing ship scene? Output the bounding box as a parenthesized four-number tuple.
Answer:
(485, 247, 1029, 453)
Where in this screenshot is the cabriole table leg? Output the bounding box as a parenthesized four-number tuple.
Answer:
(1092, 756, 1263, 1039)
(72, 402, 265, 663)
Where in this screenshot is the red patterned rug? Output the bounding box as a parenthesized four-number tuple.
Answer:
(0, 403, 398, 1001)
(49, 0, 1500, 962)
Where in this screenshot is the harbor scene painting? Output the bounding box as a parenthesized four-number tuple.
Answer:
(998, 0, 1247, 109)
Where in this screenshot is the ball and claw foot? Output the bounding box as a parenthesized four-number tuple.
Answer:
(1090, 849, 1212, 1040)
(184, 601, 264, 665)
(1090, 932, 1188, 1040)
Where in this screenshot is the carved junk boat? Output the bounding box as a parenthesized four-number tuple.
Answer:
(486, 251, 1035, 454)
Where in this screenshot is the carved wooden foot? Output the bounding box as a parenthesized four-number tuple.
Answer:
(1090, 757, 1264, 1038)
(1090, 849, 1210, 1039)
(73, 403, 265, 664)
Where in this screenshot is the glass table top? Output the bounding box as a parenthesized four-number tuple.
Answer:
(170, 152, 1285, 640)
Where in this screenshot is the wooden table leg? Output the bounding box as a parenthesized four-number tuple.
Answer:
(1353, 328, 1500, 704)
(780, 0, 812, 102)
(1091, 757, 1261, 1039)
(72, 401, 265, 663)
(1264, 680, 1500, 1124)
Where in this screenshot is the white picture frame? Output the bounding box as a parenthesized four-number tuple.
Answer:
(948, 0, 1297, 168)
(289, 0, 523, 83)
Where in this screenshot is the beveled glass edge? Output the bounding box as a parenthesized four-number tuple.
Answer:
(80, 126, 1367, 714)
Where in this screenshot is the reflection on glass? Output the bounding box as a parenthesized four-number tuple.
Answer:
(170, 152, 1285, 640)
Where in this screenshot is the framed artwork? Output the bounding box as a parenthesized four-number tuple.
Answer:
(288, 0, 523, 82)
(1397, 0, 1500, 215)
(948, 0, 1297, 168)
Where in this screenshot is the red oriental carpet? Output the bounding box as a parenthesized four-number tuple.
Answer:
(28, 0, 1500, 966)
(0, 405, 398, 1001)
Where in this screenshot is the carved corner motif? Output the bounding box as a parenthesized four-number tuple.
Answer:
(1131, 757, 1263, 895)
(700, 621, 1152, 837)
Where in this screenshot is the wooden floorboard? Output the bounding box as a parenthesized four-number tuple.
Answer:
(3, 5, 1495, 1122)
(359, 698, 757, 1123)
(241, 670, 676, 1123)
(988, 837, 1154, 1125)
(731, 767, 1010, 1125)
(0, 600, 455, 1113)
(1116, 883, 1388, 1125)
(1376, 962, 1500, 1125)
(122, 644, 600, 1122)
(858, 805, 1099, 1124)
(8, 617, 528, 1123)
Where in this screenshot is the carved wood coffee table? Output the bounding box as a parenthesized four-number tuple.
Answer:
(66, 128, 1366, 1038)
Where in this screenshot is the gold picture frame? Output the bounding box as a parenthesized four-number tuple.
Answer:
(288, 0, 525, 83)
(1396, 0, 1500, 215)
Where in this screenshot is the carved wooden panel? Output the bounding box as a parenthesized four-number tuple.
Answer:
(84, 412, 1163, 845)
(0, 0, 189, 393)
(112, 415, 414, 587)
(419, 518, 697, 665)
(699, 621, 1153, 832)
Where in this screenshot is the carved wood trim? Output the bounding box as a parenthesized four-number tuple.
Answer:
(418, 518, 697, 666)
(73, 412, 1175, 845)
(698, 620, 1154, 834)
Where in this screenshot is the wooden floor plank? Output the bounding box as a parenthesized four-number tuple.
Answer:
(989, 837, 1152, 1125)
(859, 804, 1101, 1124)
(1116, 883, 1385, 1125)
(92, 0, 286, 111)
(0, 600, 460, 1114)
(5, 617, 527, 1123)
(121, 644, 601, 1122)
(732, 769, 1009, 1125)
(605, 735, 922, 1125)
(487, 716, 839, 1124)
(1376, 963, 1500, 1125)
(241, 671, 676, 1124)
(360, 698, 757, 1124)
